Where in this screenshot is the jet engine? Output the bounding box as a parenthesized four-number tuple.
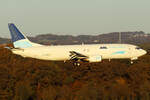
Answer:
(86, 55, 102, 62)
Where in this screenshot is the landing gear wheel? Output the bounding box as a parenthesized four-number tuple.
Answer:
(77, 63, 80, 66)
(73, 62, 80, 66)
(130, 61, 133, 64)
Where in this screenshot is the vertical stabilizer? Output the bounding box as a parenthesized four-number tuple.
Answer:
(8, 23, 41, 48)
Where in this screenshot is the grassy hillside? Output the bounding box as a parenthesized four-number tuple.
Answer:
(0, 45, 150, 100)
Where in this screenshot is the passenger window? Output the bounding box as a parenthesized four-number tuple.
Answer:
(100, 46, 107, 49)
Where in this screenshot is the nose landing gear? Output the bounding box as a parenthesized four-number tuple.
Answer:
(130, 60, 133, 64)
(130, 57, 138, 64)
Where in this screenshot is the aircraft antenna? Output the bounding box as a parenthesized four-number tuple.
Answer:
(82, 42, 84, 45)
(119, 32, 122, 43)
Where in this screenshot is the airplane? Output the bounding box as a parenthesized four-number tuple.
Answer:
(6, 23, 147, 66)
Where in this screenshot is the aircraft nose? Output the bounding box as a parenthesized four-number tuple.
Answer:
(141, 49, 147, 56)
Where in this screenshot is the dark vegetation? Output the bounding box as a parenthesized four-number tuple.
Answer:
(0, 44, 150, 100)
(0, 31, 150, 100)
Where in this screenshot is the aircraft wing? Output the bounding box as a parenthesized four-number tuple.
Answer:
(69, 51, 88, 61)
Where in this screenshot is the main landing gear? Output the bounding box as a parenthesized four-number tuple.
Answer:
(73, 62, 80, 66)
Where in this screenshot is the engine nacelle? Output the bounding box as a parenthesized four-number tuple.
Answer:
(87, 55, 102, 62)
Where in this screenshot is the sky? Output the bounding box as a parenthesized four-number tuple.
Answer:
(0, 0, 150, 38)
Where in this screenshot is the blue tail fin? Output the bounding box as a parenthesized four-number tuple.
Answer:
(8, 23, 33, 48)
(8, 23, 26, 42)
(8, 23, 42, 48)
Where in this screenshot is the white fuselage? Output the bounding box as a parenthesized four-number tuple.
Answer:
(11, 44, 147, 62)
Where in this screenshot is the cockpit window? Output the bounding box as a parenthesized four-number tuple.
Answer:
(135, 47, 141, 50)
(100, 46, 107, 49)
